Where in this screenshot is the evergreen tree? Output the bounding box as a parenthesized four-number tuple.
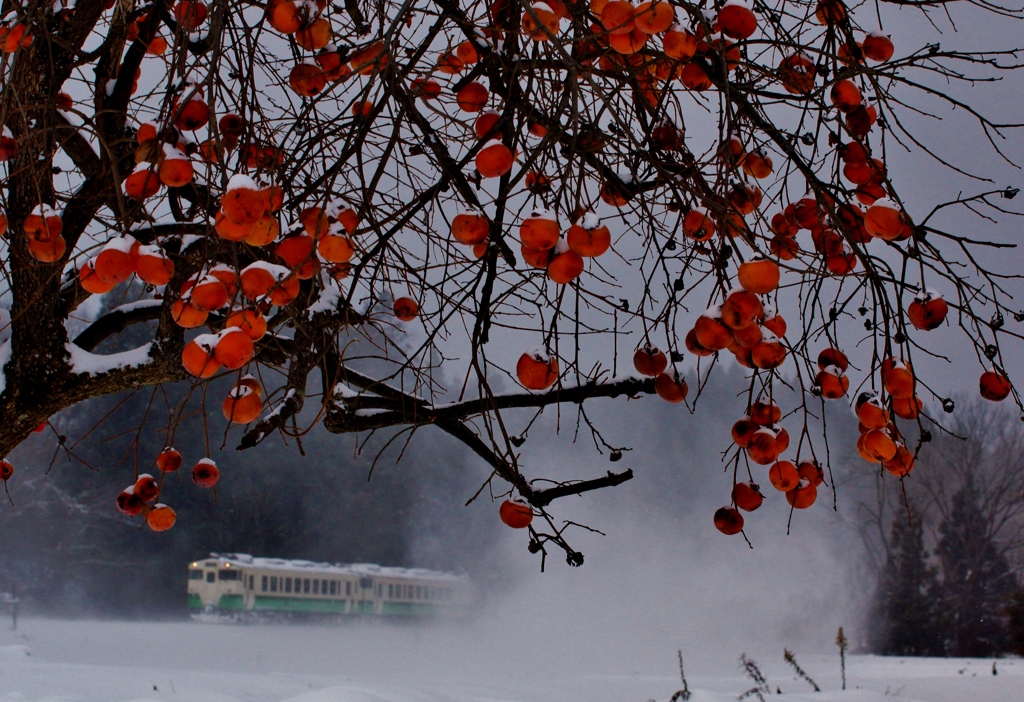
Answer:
(936, 481, 1016, 657)
(876, 510, 944, 656)
(1007, 588, 1024, 656)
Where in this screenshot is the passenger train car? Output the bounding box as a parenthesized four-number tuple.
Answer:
(188, 553, 469, 618)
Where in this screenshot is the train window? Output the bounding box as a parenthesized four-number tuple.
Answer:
(330, 581, 336, 595)
(377, 584, 382, 597)
(313, 580, 319, 595)
(304, 578, 310, 594)
(249, 576, 254, 590)
(322, 579, 328, 594)
(218, 570, 238, 581)
(285, 578, 292, 593)
(189, 570, 203, 580)
(270, 576, 277, 592)
(360, 577, 373, 590)
(206, 572, 215, 583)
(388, 584, 393, 598)
(262, 576, 268, 592)
(415, 586, 422, 599)
(346, 581, 351, 595)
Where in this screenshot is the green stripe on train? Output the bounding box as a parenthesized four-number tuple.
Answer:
(253, 596, 350, 613)
(380, 602, 436, 616)
(188, 593, 202, 609)
(248, 597, 441, 615)
(218, 594, 245, 610)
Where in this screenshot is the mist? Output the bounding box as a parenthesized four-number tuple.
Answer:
(0, 357, 880, 693)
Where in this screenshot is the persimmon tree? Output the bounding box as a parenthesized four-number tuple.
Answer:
(0, 0, 1021, 565)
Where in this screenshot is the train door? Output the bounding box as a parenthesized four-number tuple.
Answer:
(359, 577, 374, 614)
(245, 572, 255, 610)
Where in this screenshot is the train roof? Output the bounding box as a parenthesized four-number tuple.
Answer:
(196, 553, 467, 582)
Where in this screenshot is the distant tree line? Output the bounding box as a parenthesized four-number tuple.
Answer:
(865, 402, 1024, 657)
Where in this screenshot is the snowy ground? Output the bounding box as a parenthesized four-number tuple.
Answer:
(0, 618, 1018, 702)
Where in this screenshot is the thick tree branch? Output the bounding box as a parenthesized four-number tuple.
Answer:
(72, 301, 163, 352)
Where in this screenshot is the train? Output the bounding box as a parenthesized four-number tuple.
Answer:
(188, 553, 469, 619)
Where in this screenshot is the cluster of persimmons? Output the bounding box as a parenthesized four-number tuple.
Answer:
(92, 0, 1006, 535)
(0, 0, 1012, 548)
(115, 448, 220, 531)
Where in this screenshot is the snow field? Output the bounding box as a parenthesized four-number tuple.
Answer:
(0, 619, 1019, 702)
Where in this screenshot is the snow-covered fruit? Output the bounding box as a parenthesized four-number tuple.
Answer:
(499, 498, 533, 528)
(714, 506, 743, 535)
(517, 349, 558, 390)
(192, 458, 220, 487)
(907, 290, 948, 331)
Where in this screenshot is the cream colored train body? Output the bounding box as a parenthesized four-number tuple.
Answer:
(188, 553, 468, 618)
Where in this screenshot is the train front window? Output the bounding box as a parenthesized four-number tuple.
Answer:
(218, 570, 238, 581)
(189, 570, 203, 580)
(206, 572, 215, 583)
